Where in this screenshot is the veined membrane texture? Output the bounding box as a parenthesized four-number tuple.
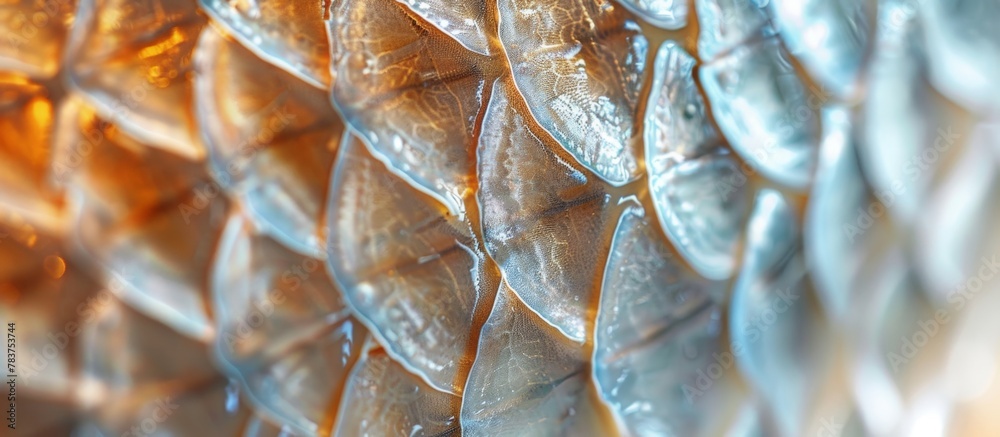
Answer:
(1, 0, 999, 436)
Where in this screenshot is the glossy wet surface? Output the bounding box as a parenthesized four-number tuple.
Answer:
(2, 0, 1000, 435)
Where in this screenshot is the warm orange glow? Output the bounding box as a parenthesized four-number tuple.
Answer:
(28, 97, 52, 128)
(139, 27, 186, 59)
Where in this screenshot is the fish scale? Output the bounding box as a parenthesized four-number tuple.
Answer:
(0, 0, 998, 436)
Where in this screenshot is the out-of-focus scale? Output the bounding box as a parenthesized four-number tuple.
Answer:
(0, 0, 998, 436)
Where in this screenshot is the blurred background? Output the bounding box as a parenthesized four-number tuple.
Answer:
(2, 0, 1000, 436)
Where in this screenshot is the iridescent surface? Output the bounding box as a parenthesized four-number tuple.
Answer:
(618, 0, 688, 29)
(58, 98, 226, 340)
(595, 205, 735, 436)
(395, 0, 491, 55)
(66, 0, 207, 159)
(478, 81, 613, 343)
(858, 0, 939, 226)
(849, 247, 909, 436)
(498, 0, 647, 186)
(645, 42, 749, 280)
(211, 215, 362, 435)
(325, 136, 492, 394)
(336, 348, 461, 436)
(804, 113, 916, 437)
(462, 282, 614, 436)
(654, 153, 750, 279)
(921, 0, 1000, 114)
(916, 122, 1000, 302)
(730, 190, 833, 436)
(644, 42, 718, 161)
(0, 0, 77, 78)
(199, 0, 332, 87)
(79, 295, 250, 436)
(651, 154, 749, 280)
(701, 37, 820, 188)
(768, 0, 871, 97)
(195, 27, 343, 257)
(327, 0, 486, 214)
(2, 0, 1000, 435)
(805, 107, 871, 322)
(696, 0, 771, 60)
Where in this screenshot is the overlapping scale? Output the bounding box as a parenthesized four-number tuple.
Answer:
(65, 0, 207, 159)
(915, 122, 1000, 302)
(86, 379, 252, 437)
(79, 296, 250, 436)
(79, 291, 219, 391)
(227, 312, 361, 436)
(801, 108, 894, 435)
(211, 214, 364, 435)
(645, 42, 750, 280)
(326, 0, 487, 214)
(701, 37, 820, 189)
(730, 190, 833, 436)
(199, 0, 331, 87)
(194, 27, 343, 257)
(652, 153, 750, 280)
(805, 107, 873, 322)
(0, 221, 99, 398)
(0, 221, 104, 436)
(335, 348, 461, 436)
(0, 0, 77, 78)
(921, 0, 1000, 114)
(395, 0, 491, 56)
(805, 109, 916, 437)
(695, 0, 772, 61)
(595, 205, 742, 436)
(644, 42, 719, 161)
(767, 0, 872, 98)
(0, 74, 66, 230)
(616, 0, 688, 29)
(858, 0, 942, 227)
(4, 0, 998, 433)
(477, 81, 614, 343)
(53, 99, 206, 213)
(55, 98, 227, 340)
(461, 282, 616, 436)
(498, 0, 647, 186)
(847, 248, 912, 435)
(325, 135, 494, 394)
